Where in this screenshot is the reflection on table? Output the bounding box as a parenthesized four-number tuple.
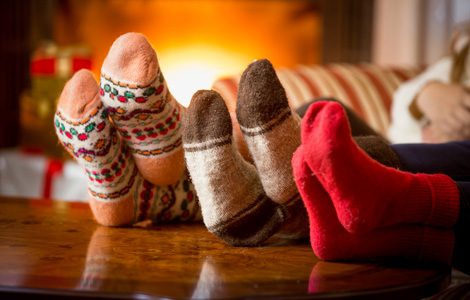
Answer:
(0, 197, 451, 299)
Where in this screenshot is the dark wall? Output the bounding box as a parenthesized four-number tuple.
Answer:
(318, 0, 374, 63)
(0, 0, 55, 149)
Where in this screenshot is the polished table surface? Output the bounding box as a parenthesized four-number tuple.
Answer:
(0, 196, 451, 299)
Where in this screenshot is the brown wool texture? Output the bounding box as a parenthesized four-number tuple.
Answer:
(354, 136, 402, 169)
(182, 90, 284, 246)
(236, 59, 308, 239)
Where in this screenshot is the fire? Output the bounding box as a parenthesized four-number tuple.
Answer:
(157, 44, 251, 107)
(53, 0, 320, 107)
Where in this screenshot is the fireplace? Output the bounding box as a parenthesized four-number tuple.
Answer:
(54, 0, 322, 107)
(0, 0, 374, 150)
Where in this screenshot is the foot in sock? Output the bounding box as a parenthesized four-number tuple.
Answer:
(236, 59, 308, 239)
(100, 33, 185, 186)
(182, 89, 285, 246)
(292, 147, 454, 265)
(300, 101, 460, 234)
(55, 69, 201, 226)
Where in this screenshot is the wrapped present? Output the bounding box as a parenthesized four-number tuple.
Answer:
(20, 41, 92, 158)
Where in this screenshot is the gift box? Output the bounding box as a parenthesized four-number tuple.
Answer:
(0, 148, 88, 202)
(20, 41, 93, 159)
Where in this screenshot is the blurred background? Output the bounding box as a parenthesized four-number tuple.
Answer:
(0, 0, 468, 199)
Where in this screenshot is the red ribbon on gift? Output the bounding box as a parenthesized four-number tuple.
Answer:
(31, 56, 92, 76)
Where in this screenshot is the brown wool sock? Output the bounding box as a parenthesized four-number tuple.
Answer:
(182, 89, 285, 246)
(354, 136, 402, 169)
(236, 59, 308, 239)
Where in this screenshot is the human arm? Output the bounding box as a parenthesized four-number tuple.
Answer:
(416, 82, 470, 143)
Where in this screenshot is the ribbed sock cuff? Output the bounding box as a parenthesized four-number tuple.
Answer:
(419, 226, 454, 265)
(424, 174, 460, 228)
(404, 174, 433, 225)
(396, 225, 454, 265)
(405, 174, 460, 228)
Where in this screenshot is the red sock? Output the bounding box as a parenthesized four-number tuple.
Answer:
(292, 145, 454, 265)
(300, 101, 460, 234)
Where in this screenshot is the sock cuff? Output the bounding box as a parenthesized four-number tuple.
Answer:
(423, 174, 460, 228)
(396, 226, 454, 265)
(419, 226, 455, 265)
(405, 174, 460, 228)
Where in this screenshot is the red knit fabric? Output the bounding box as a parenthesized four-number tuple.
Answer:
(292, 147, 454, 265)
(300, 101, 460, 234)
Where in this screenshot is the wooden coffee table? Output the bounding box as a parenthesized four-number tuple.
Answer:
(0, 196, 450, 299)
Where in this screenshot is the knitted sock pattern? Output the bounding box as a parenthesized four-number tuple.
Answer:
(55, 77, 138, 202)
(236, 59, 302, 206)
(292, 146, 454, 265)
(100, 33, 185, 186)
(100, 70, 183, 157)
(183, 90, 284, 246)
(132, 170, 201, 224)
(236, 59, 308, 239)
(55, 69, 201, 226)
(300, 101, 460, 234)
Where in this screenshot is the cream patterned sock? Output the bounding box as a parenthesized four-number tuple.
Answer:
(55, 69, 201, 226)
(100, 33, 185, 186)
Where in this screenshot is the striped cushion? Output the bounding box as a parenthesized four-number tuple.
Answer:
(212, 63, 421, 137)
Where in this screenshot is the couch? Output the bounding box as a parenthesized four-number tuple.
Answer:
(212, 62, 421, 139)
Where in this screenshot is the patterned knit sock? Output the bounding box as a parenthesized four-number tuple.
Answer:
(100, 33, 185, 186)
(292, 147, 455, 265)
(235, 59, 308, 239)
(182, 89, 285, 246)
(300, 101, 460, 234)
(55, 70, 201, 226)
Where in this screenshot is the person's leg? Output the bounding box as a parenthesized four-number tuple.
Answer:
(297, 98, 402, 169)
(295, 98, 381, 138)
(299, 101, 460, 234)
(298, 99, 470, 181)
(453, 181, 470, 274)
(391, 141, 470, 181)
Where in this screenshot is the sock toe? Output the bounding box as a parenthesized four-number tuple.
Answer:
(182, 90, 232, 144)
(236, 59, 289, 128)
(101, 32, 157, 85)
(300, 101, 349, 145)
(58, 69, 100, 119)
(100, 33, 185, 186)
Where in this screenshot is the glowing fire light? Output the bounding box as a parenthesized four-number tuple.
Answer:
(157, 44, 252, 107)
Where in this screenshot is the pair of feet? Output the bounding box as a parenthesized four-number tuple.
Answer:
(55, 33, 200, 226)
(293, 101, 460, 264)
(55, 33, 306, 245)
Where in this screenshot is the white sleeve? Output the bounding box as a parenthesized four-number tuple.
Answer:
(387, 57, 453, 143)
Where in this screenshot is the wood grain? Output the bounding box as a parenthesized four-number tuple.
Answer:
(0, 196, 450, 299)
